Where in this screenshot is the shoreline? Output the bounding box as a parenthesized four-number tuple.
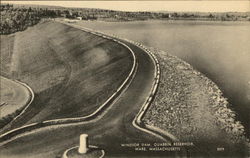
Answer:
(142, 46, 249, 155)
(74, 19, 250, 139)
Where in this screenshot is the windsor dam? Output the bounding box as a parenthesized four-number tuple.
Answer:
(0, 20, 249, 158)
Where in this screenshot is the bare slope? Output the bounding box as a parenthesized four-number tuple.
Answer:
(0, 21, 132, 132)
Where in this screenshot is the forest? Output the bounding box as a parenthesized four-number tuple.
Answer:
(1, 4, 56, 34)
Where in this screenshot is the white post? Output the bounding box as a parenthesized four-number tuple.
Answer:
(78, 134, 89, 154)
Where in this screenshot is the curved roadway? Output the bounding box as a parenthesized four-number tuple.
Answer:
(0, 29, 179, 158)
(0, 77, 33, 120)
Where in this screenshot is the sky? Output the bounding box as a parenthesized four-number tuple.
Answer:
(2, 1, 250, 12)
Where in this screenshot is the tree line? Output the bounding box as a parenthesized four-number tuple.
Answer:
(1, 4, 55, 34)
(1, 4, 249, 35)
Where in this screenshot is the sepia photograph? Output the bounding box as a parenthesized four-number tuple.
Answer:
(0, 0, 249, 157)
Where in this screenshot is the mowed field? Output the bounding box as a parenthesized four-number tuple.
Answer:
(0, 21, 133, 133)
(0, 77, 31, 123)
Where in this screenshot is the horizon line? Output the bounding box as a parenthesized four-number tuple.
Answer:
(2, 1, 250, 13)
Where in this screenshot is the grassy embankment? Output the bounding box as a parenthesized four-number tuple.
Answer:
(0, 77, 32, 127)
(143, 47, 249, 156)
(0, 21, 133, 132)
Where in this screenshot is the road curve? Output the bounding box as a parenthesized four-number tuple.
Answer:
(0, 76, 34, 125)
(0, 25, 180, 158)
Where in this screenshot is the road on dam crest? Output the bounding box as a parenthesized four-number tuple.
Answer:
(0, 25, 177, 158)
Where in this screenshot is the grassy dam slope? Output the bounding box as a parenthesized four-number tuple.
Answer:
(0, 76, 32, 127)
(0, 21, 133, 133)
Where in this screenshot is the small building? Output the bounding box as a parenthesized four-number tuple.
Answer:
(76, 17, 82, 20)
